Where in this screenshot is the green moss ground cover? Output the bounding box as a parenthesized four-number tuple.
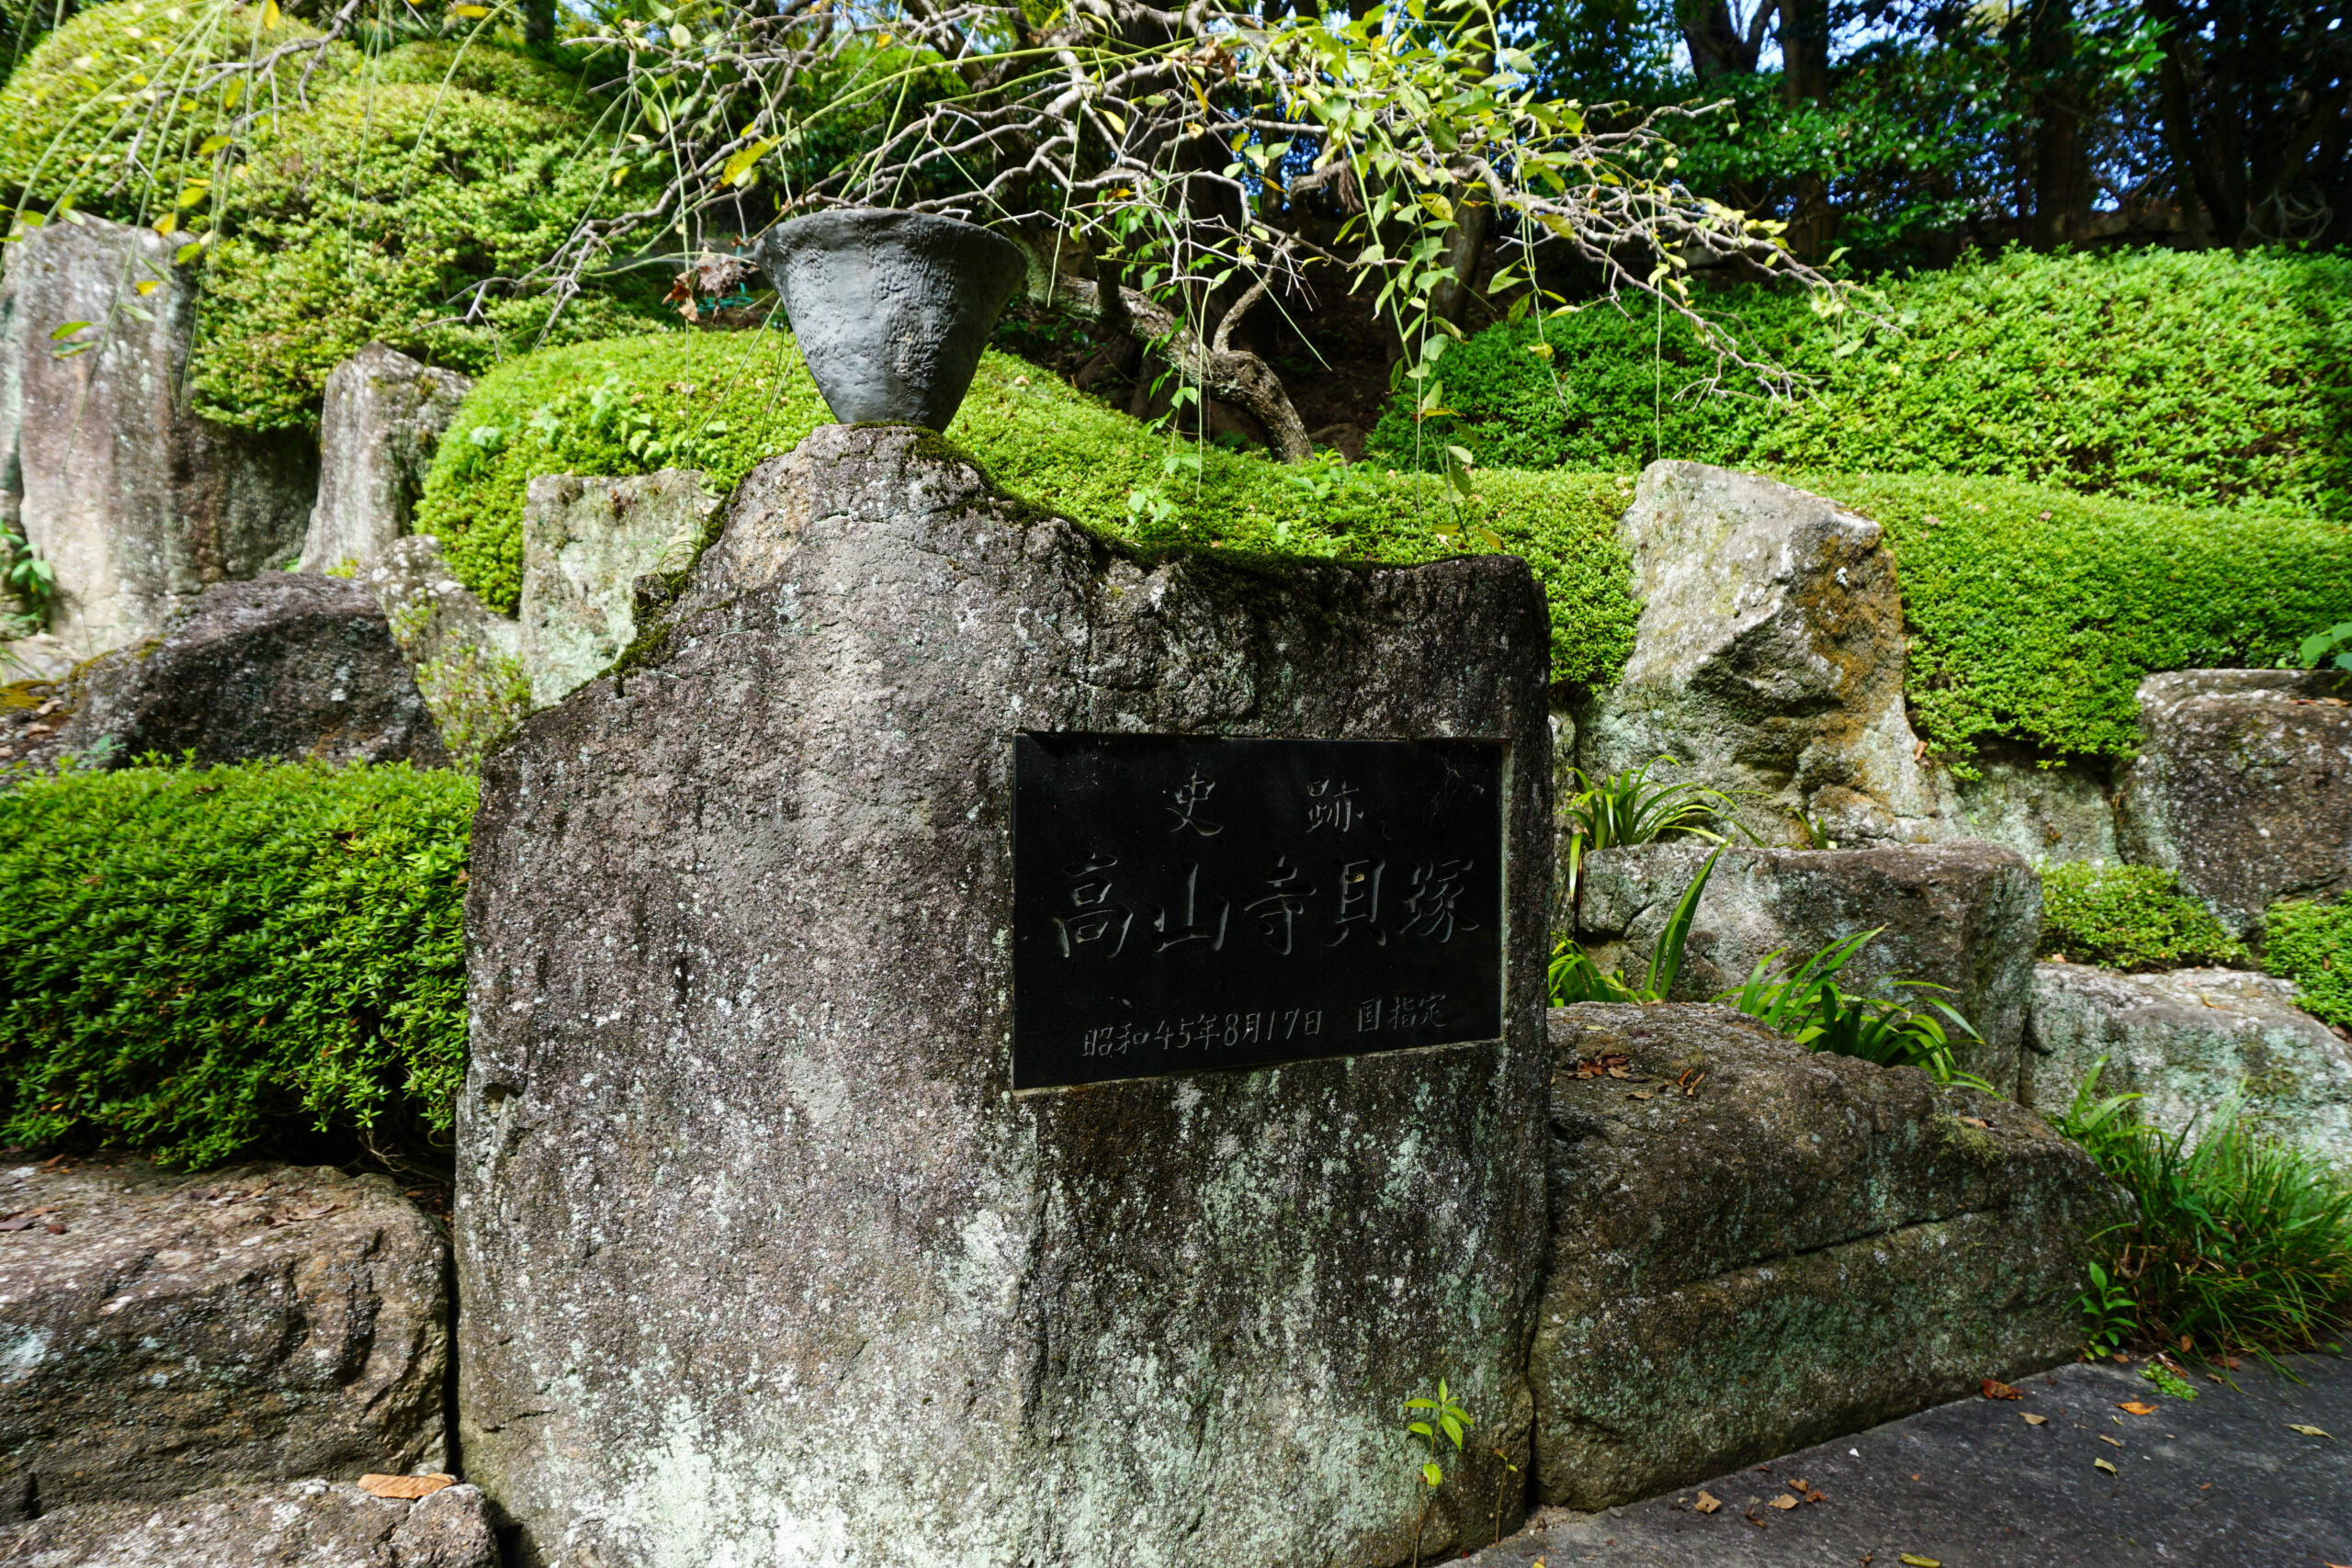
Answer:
(2267, 900, 2352, 1030)
(2039, 862, 2252, 971)
(1805, 475, 2352, 761)
(0, 759, 472, 1168)
(412, 327, 1647, 688)
(1374, 246, 2352, 521)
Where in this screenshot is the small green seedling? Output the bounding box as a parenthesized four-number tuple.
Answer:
(1404, 1380, 1472, 1568)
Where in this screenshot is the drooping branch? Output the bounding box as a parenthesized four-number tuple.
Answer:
(1060, 278, 1315, 462)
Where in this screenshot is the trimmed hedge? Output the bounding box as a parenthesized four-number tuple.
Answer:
(2267, 900, 2352, 1030)
(0, 3, 656, 432)
(2039, 862, 2251, 972)
(1374, 247, 2352, 521)
(413, 328, 1646, 689)
(1804, 474, 2352, 761)
(0, 760, 472, 1168)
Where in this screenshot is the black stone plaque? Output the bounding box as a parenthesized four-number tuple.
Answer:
(1012, 733, 1506, 1089)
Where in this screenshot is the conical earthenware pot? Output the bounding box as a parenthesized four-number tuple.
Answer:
(752, 209, 1028, 432)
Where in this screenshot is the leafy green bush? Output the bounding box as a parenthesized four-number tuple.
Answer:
(187, 77, 648, 430)
(1374, 247, 2352, 520)
(0, 759, 473, 1168)
(2060, 1064, 2352, 1358)
(2040, 863, 2252, 971)
(0, 2, 654, 431)
(413, 328, 1645, 687)
(1815, 474, 2352, 760)
(2266, 900, 2352, 1029)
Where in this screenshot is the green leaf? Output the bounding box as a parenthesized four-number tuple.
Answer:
(1422, 1461, 1442, 1486)
(47, 321, 90, 340)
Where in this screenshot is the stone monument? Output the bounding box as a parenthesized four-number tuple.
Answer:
(457, 423, 1553, 1568)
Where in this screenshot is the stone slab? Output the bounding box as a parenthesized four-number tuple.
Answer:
(1532, 1004, 2117, 1510)
(300, 344, 472, 576)
(2026, 961, 2352, 1155)
(1575, 840, 2042, 1095)
(0, 1479, 496, 1567)
(2118, 669, 2352, 942)
(1464, 1354, 2352, 1568)
(457, 424, 1555, 1568)
(517, 468, 718, 706)
(0, 1159, 448, 1517)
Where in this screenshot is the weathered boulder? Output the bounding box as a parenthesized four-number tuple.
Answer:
(38, 574, 446, 769)
(363, 536, 527, 768)
(1575, 462, 1939, 847)
(0, 1159, 448, 1517)
(0, 216, 314, 661)
(300, 345, 472, 576)
(518, 468, 720, 706)
(2025, 961, 2352, 1149)
(0, 1479, 495, 1567)
(1532, 1003, 2116, 1510)
(1575, 840, 2043, 1096)
(458, 424, 1554, 1568)
(2118, 669, 2352, 942)
(1928, 748, 2120, 864)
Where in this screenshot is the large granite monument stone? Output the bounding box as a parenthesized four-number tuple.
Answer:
(457, 424, 1554, 1568)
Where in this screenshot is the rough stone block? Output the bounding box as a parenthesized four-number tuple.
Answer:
(0, 1480, 496, 1567)
(1532, 1003, 2117, 1509)
(33, 574, 446, 770)
(2026, 961, 2352, 1152)
(458, 424, 1555, 1568)
(1575, 840, 2042, 1096)
(1575, 462, 1939, 848)
(300, 344, 472, 575)
(0, 216, 314, 660)
(364, 536, 528, 767)
(518, 468, 719, 706)
(0, 1160, 449, 1517)
(2118, 669, 2352, 942)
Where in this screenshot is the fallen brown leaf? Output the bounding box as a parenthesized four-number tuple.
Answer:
(2022, 1414, 2049, 1426)
(1981, 1379, 2022, 1400)
(1958, 1115, 1989, 1129)
(359, 1474, 455, 1500)
(2117, 1402, 2157, 1416)
(1768, 1495, 1799, 1510)
(2099, 1435, 2123, 1447)
(1628, 1090, 1654, 1100)
(1692, 1491, 1722, 1515)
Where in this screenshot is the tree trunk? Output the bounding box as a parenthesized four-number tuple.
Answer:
(1777, 0, 1835, 257)
(1679, 0, 1768, 82)
(1061, 280, 1315, 463)
(2027, 0, 2091, 247)
(524, 0, 554, 46)
(1427, 197, 1493, 330)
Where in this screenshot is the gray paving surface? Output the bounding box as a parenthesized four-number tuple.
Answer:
(1465, 1356, 2351, 1567)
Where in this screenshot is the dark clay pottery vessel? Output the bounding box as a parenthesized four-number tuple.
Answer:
(752, 209, 1028, 432)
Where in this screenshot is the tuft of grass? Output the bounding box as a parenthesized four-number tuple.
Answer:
(2058, 1061, 2352, 1359)
(2266, 899, 2352, 1029)
(2041, 862, 2253, 972)
(0, 757, 473, 1169)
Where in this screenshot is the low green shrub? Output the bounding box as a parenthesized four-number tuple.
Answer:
(2060, 1064, 2352, 1358)
(0, 759, 473, 1168)
(1815, 475, 2352, 761)
(2266, 900, 2352, 1029)
(413, 327, 1645, 688)
(2040, 863, 2254, 971)
(0, 2, 656, 432)
(1375, 246, 2352, 520)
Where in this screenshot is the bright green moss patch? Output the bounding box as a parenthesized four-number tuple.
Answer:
(2040, 862, 2251, 972)
(2267, 900, 2352, 1029)
(0, 760, 473, 1168)
(413, 328, 1644, 687)
(1374, 247, 2352, 520)
(1804, 474, 2352, 761)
